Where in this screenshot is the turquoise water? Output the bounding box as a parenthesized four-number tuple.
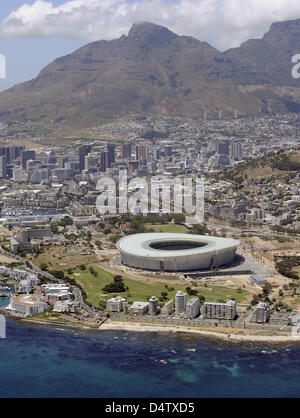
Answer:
(1, 298, 300, 398)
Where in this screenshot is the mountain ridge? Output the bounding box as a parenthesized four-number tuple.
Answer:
(0, 20, 300, 130)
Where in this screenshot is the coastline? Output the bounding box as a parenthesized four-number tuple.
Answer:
(18, 317, 101, 331)
(99, 320, 300, 344)
(4, 309, 300, 344)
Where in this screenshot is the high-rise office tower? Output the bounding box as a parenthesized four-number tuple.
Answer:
(78, 145, 92, 171)
(0, 155, 7, 178)
(136, 145, 148, 161)
(122, 143, 132, 160)
(106, 143, 116, 168)
(0, 147, 10, 164)
(21, 150, 36, 169)
(57, 155, 68, 168)
(10, 146, 25, 161)
(84, 153, 99, 171)
(231, 142, 242, 160)
(216, 141, 229, 155)
(100, 151, 109, 172)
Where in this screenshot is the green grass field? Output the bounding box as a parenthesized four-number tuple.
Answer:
(69, 265, 249, 308)
(144, 223, 189, 233)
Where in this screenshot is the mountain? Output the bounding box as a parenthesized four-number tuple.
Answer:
(0, 20, 300, 130)
(225, 18, 300, 113)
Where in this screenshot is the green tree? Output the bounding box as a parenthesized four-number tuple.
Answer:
(160, 291, 168, 301)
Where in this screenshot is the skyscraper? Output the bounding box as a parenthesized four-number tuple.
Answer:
(122, 143, 132, 160)
(100, 151, 109, 172)
(84, 153, 99, 172)
(78, 145, 92, 171)
(10, 146, 25, 161)
(0, 155, 7, 178)
(0, 147, 10, 164)
(231, 142, 242, 160)
(136, 144, 148, 161)
(107, 143, 115, 168)
(21, 150, 36, 169)
(216, 141, 229, 155)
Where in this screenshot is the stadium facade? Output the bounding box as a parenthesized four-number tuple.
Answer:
(117, 233, 239, 272)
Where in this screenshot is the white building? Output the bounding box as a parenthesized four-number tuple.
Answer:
(175, 291, 187, 314)
(18, 279, 32, 294)
(128, 301, 149, 315)
(252, 302, 270, 323)
(10, 295, 46, 315)
(149, 296, 159, 315)
(202, 300, 236, 320)
(186, 298, 200, 318)
(161, 299, 174, 315)
(106, 296, 128, 312)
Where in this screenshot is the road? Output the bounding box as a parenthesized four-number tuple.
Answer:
(0, 246, 102, 315)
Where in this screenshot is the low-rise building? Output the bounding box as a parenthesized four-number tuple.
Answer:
(10, 294, 46, 315)
(161, 299, 174, 315)
(128, 301, 149, 315)
(18, 279, 32, 294)
(149, 296, 159, 315)
(106, 296, 128, 312)
(41, 284, 72, 305)
(186, 298, 200, 318)
(41, 284, 71, 294)
(202, 300, 236, 320)
(53, 300, 75, 313)
(46, 290, 71, 305)
(252, 302, 270, 323)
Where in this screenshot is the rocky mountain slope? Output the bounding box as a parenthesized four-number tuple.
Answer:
(0, 20, 299, 129)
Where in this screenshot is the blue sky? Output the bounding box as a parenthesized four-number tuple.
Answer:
(0, 1, 84, 91)
(0, 0, 299, 92)
(0, 0, 179, 91)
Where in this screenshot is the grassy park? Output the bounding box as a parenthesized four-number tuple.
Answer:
(30, 244, 251, 309)
(144, 223, 189, 233)
(68, 264, 250, 308)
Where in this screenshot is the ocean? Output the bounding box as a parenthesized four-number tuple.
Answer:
(1, 297, 300, 398)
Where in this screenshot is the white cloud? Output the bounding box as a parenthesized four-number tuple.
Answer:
(1, 0, 300, 50)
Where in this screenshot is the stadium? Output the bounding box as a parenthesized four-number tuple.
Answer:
(117, 233, 240, 272)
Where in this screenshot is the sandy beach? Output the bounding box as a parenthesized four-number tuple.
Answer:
(99, 320, 300, 343)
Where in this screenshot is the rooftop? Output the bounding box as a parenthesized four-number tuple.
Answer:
(117, 233, 239, 258)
